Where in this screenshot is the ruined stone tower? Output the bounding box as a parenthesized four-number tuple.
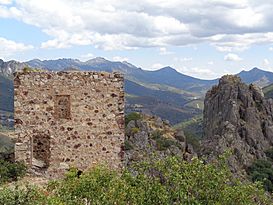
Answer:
(13, 71, 124, 178)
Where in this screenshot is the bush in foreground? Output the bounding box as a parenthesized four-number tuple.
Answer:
(247, 148, 273, 192)
(0, 155, 272, 205)
(0, 160, 26, 184)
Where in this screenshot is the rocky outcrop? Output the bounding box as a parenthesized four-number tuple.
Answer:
(0, 59, 27, 78)
(124, 114, 196, 166)
(202, 75, 273, 172)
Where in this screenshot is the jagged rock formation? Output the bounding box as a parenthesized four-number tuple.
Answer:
(124, 114, 196, 166)
(0, 59, 27, 78)
(202, 75, 273, 172)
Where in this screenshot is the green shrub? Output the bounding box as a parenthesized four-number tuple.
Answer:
(155, 137, 178, 151)
(47, 155, 271, 205)
(265, 148, 273, 161)
(130, 127, 140, 134)
(22, 67, 43, 72)
(151, 129, 164, 139)
(151, 130, 181, 151)
(0, 184, 47, 205)
(184, 130, 201, 152)
(0, 155, 271, 204)
(125, 112, 141, 126)
(0, 160, 26, 184)
(247, 159, 273, 192)
(124, 141, 134, 151)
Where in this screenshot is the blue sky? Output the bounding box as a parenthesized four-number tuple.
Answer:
(1, 0, 273, 79)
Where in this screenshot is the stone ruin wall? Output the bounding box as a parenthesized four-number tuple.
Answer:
(13, 71, 124, 178)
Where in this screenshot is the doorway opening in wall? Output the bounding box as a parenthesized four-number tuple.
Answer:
(31, 133, 50, 171)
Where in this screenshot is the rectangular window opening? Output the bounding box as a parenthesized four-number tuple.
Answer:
(55, 95, 71, 119)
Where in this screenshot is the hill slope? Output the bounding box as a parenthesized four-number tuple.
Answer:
(125, 80, 203, 124)
(263, 83, 273, 99)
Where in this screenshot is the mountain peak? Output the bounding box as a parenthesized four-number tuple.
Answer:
(159, 66, 177, 72)
(239, 67, 261, 74)
(237, 67, 273, 87)
(31, 58, 42, 62)
(86, 57, 109, 64)
(121, 61, 137, 69)
(249, 67, 262, 72)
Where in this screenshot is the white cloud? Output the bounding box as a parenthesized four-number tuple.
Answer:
(174, 57, 193, 62)
(79, 53, 94, 61)
(0, 37, 33, 58)
(159, 47, 173, 55)
(209, 33, 273, 52)
(263, 58, 270, 66)
(177, 66, 218, 79)
(181, 57, 192, 62)
(208, 61, 214, 65)
(190, 67, 213, 76)
(224, 53, 242, 61)
(112, 56, 129, 62)
(269, 47, 273, 51)
(151, 63, 163, 69)
(1, 0, 273, 51)
(0, 0, 12, 5)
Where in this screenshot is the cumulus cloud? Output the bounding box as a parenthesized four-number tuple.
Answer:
(0, 37, 33, 58)
(0, 0, 12, 5)
(224, 53, 242, 61)
(1, 0, 273, 51)
(177, 66, 218, 79)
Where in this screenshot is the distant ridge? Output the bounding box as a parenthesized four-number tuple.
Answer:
(2, 57, 273, 123)
(25, 58, 217, 94)
(25, 58, 273, 89)
(238, 67, 273, 87)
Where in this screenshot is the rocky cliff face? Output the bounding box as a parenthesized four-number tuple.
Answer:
(124, 114, 196, 166)
(202, 75, 273, 172)
(0, 59, 27, 78)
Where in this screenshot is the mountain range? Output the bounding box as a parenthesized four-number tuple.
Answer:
(1, 57, 273, 124)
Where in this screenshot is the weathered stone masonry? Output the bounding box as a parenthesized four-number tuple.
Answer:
(13, 71, 125, 178)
